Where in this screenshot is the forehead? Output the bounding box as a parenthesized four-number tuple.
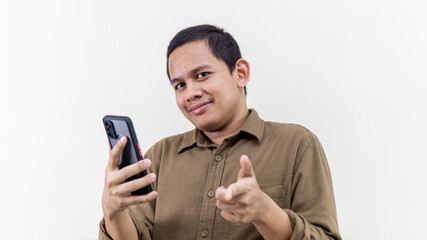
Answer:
(168, 40, 219, 78)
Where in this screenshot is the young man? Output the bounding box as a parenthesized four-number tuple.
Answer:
(99, 25, 341, 240)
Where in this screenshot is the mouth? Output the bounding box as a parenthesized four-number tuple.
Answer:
(188, 100, 213, 115)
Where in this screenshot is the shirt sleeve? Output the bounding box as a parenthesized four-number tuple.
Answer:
(98, 218, 113, 240)
(285, 134, 342, 240)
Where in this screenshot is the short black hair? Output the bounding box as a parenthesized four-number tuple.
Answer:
(167, 24, 246, 94)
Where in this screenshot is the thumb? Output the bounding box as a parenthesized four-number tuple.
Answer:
(237, 155, 254, 179)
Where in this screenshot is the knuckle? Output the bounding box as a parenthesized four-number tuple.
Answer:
(119, 168, 130, 178)
(110, 188, 119, 197)
(109, 148, 118, 157)
(111, 145, 123, 157)
(105, 178, 114, 188)
(129, 181, 139, 191)
(144, 174, 153, 184)
(136, 196, 149, 204)
(137, 176, 150, 187)
(235, 216, 244, 224)
(117, 198, 125, 206)
(240, 199, 249, 207)
(132, 198, 140, 205)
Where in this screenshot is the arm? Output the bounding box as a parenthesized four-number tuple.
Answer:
(285, 135, 341, 239)
(99, 136, 157, 240)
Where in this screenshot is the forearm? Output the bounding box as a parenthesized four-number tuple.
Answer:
(104, 210, 139, 240)
(252, 192, 292, 240)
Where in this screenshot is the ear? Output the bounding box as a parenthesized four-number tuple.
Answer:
(234, 58, 250, 89)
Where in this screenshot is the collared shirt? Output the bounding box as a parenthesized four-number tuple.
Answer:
(99, 109, 341, 240)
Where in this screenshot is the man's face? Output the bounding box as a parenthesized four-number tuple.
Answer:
(168, 40, 243, 132)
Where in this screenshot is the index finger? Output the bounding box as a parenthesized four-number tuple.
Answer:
(106, 136, 127, 171)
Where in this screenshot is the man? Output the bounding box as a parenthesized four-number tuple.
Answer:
(99, 24, 341, 240)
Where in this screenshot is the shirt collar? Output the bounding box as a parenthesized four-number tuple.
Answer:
(239, 109, 264, 142)
(177, 109, 264, 153)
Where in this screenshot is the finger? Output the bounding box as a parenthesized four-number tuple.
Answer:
(106, 136, 127, 171)
(221, 210, 234, 222)
(123, 191, 158, 206)
(216, 199, 239, 211)
(117, 159, 152, 183)
(216, 186, 235, 201)
(115, 172, 156, 195)
(215, 186, 228, 201)
(238, 155, 255, 179)
(220, 210, 245, 224)
(226, 177, 255, 200)
(225, 182, 241, 200)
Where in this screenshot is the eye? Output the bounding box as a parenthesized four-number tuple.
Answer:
(175, 82, 185, 90)
(196, 72, 210, 80)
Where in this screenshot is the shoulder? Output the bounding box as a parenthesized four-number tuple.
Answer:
(261, 121, 321, 154)
(264, 121, 317, 141)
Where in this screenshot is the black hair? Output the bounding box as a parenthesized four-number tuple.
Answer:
(166, 24, 246, 94)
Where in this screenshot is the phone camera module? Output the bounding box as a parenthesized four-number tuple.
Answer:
(104, 120, 118, 139)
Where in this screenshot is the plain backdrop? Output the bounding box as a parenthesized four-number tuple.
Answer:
(1, 0, 426, 239)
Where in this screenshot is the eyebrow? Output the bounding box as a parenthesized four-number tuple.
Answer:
(170, 64, 211, 85)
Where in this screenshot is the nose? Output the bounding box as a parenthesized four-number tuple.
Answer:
(185, 81, 203, 102)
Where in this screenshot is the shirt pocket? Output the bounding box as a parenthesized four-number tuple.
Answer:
(259, 183, 286, 208)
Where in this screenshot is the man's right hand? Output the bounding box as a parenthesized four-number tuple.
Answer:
(102, 136, 157, 219)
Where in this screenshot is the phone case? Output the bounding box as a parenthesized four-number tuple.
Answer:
(103, 115, 152, 195)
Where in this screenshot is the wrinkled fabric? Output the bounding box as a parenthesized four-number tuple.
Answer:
(99, 109, 341, 240)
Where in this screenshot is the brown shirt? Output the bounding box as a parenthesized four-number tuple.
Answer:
(99, 109, 341, 240)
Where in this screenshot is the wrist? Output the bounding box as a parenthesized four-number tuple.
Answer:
(103, 208, 127, 222)
(252, 191, 275, 225)
(251, 192, 293, 240)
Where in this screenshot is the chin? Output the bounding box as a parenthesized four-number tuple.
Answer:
(192, 119, 218, 132)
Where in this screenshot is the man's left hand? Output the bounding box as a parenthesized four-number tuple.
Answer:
(215, 155, 268, 224)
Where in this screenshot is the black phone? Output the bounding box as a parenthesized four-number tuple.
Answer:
(102, 115, 152, 195)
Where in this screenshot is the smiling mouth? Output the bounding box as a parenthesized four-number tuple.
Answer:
(188, 101, 212, 115)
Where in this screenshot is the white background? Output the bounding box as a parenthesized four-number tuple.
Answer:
(1, 0, 426, 239)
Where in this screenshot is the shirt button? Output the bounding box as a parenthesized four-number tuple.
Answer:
(214, 155, 222, 162)
(207, 191, 215, 198)
(201, 229, 209, 238)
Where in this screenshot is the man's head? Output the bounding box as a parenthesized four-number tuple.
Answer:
(166, 24, 245, 94)
(167, 25, 250, 133)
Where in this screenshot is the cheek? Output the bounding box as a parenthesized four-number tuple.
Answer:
(209, 77, 235, 100)
(205, 78, 224, 96)
(175, 94, 186, 111)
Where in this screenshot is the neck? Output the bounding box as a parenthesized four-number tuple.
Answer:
(203, 108, 250, 145)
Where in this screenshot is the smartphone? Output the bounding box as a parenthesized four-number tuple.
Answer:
(102, 115, 152, 195)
